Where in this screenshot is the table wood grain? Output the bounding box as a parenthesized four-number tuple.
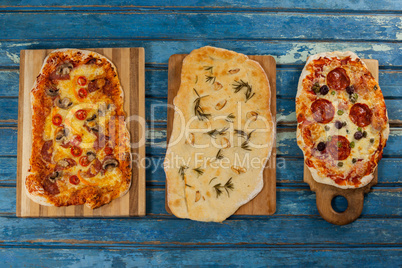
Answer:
(0, 0, 401, 266)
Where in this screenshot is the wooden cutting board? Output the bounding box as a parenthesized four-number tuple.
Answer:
(16, 48, 146, 217)
(304, 59, 379, 225)
(165, 54, 277, 216)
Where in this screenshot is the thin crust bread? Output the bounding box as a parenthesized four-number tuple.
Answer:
(164, 46, 275, 222)
(25, 49, 132, 208)
(296, 51, 389, 189)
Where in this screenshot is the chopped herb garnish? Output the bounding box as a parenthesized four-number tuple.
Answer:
(350, 141, 355, 148)
(209, 177, 218, 185)
(352, 158, 357, 164)
(213, 177, 234, 198)
(216, 149, 224, 160)
(357, 127, 362, 132)
(312, 82, 320, 93)
(204, 66, 213, 74)
(193, 167, 204, 176)
(234, 129, 247, 138)
(363, 131, 367, 138)
(331, 91, 336, 95)
(337, 141, 342, 148)
(370, 138, 375, 143)
(185, 184, 193, 188)
(179, 165, 188, 180)
(373, 85, 378, 91)
(337, 110, 344, 115)
(338, 162, 343, 167)
(241, 140, 252, 151)
(205, 75, 216, 84)
(350, 93, 358, 103)
(226, 113, 235, 123)
(232, 80, 255, 102)
(205, 126, 229, 139)
(193, 88, 210, 121)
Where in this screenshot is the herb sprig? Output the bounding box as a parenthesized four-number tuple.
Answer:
(205, 75, 216, 84)
(232, 80, 255, 102)
(193, 167, 204, 176)
(205, 126, 229, 139)
(193, 88, 210, 121)
(213, 178, 234, 198)
(226, 113, 235, 123)
(216, 149, 224, 160)
(179, 165, 188, 180)
(204, 66, 213, 73)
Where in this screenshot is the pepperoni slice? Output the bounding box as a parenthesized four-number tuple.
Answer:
(327, 67, 350, 91)
(327, 135, 351, 161)
(43, 177, 60, 195)
(349, 103, 372, 127)
(311, 99, 335, 124)
(41, 140, 53, 163)
(81, 159, 102, 178)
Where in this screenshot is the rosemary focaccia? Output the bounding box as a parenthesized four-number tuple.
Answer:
(164, 46, 275, 222)
(296, 51, 389, 188)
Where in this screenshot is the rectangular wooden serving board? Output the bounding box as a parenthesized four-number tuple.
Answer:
(165, 54, 277, 215)
(16, 48, 146, 217)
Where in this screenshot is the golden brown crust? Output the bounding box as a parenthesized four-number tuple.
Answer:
(26, 49, 131, 208)
(296, 51, 389, 188)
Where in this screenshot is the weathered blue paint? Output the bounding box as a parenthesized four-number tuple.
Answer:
(0, 1, 400, 266)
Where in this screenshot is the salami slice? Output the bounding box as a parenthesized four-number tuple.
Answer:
(327, 135, 351, 161)
(41, 140, 53, 162)
(311, 99, 335, 124)
(349, 103, 372, 127)
(327, 67, 350, 91)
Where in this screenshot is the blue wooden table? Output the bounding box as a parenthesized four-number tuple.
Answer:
(0, 1, 401, 266)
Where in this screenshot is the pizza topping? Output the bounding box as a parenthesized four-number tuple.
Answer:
(77, 76, 87, 86)
(43, 173, 60, 195)
(319, 85, 329, 95)
(50, 62, 73, 80)
(228, 68, 240, 74)
(102, 158, 119, 170)
(354, 131, 363, 140)
(55, 127, 69, 143)
(350, 103, 372, 127)
(327, 135, 351, 160)
(350, 141, 355, 148)
(78, 88, 88, 99)
(311, 82, 320, 94)
(317, 142, 326, 151)
(69, 175, 80, 185)
(346, 85, 354, 95)
(71, 146, 83, 157)
(98, 103, 116, 117)
(81, 159, 102, 178)
(86, 114, 97, 122)
(88, 78, 106, 93)
(215, 99, 227, 110)
(214, 82, 223, 91)
(370, 138, 375, 143)
(337, 110, 344, 116)
(70, 135, 82, 147)
(55, 158, 77, 171)
(41, 140, 53, 162)
(86, 151, 97, 162)
(350, 93, 358, 103)
(337, 162, 344, 167)
(334, 120, 344, 129)
(324, 125, 330, 131)
(311, 99, 335, 124)
(54, 97, 73, 109)
(104, 146, 114, 155)
(45, 85, 60, 97)
(52, 114, 63, 126)
(75, 109, 87, 120)
(327, 67, 350, 91)
(79, 156, 91, 167)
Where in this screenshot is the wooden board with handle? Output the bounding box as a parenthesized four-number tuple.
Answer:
(16, 48, 146, 217)
(165, 54, 277, 216)
(304, 59, 379, 225)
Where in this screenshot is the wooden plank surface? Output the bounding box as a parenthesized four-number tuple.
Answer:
(165, 54, 276, 216)
(16, 48, 146, 217)
(0, 0, 401, 266)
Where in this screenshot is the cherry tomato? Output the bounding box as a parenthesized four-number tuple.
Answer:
(52, 114, 62, 126)
(75, 109, 87, 120)
(77, 76, 87, 86)
(69, 175, 80, 185)
(71, 146, 82, 157)
(104, 146, 113, 155)
(79, 156, 90, 167)
(70, 135, 82, 147)
(78, 88, 88, 99)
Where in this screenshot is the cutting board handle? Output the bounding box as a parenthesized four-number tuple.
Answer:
(315, 188, 364, 225)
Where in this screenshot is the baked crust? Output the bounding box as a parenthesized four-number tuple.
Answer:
(25, 49, 132, 208)
(164, 46, 275, 222)
(296, 51, 389, 189)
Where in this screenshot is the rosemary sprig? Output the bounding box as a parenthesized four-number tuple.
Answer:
(193, 167, 204, 176)
(185, 184, 193, 188)
(235, 129, 255, 151)
(204, 66, 213, 73)
(205, 75, 216, 84)
(234, 129, 247, 139)
(213, 178, 234, 198)
(209, 177, 218, 185)
(226, 113, 235, 123)
(205, 126, 229, 139)
(232, 80, 255, 102)
(195, 75, 198, 84)
(178, 165, 188, 180)
(216, 149, 224, 160)
(193, 88, 210, 121)
(241, 140, 252, 151)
